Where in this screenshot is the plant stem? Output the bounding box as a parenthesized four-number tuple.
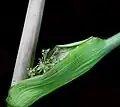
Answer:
(105, 32, 120, 53)
(11, 0, 46, 86)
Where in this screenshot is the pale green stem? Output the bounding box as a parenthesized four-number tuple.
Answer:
(105, 32, 120, 53)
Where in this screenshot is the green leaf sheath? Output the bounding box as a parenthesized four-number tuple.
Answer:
(6, 33, 120, 107)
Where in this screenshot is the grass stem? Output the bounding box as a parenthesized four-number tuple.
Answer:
(11, 0, 46, 86)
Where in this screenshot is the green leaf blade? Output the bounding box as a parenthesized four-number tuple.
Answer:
(6, 33, 120, 107)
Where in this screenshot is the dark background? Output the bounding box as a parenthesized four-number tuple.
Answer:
(0, 0, 120, 106)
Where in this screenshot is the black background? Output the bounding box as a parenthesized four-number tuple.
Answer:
(0, 0, 120, 106)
